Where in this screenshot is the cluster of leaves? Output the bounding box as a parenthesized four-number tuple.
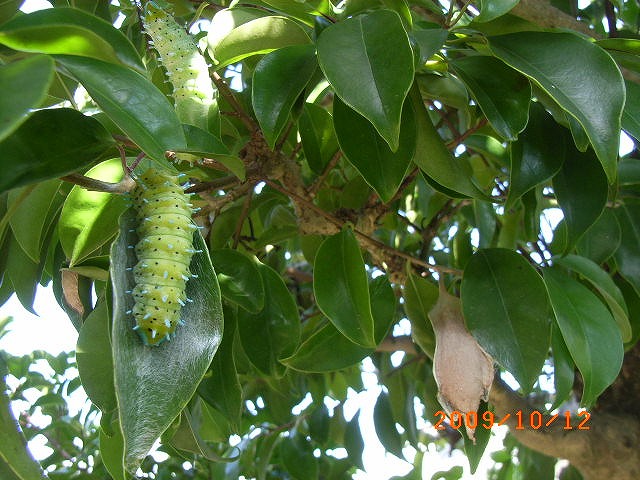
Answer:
(0, 0, 639, 479)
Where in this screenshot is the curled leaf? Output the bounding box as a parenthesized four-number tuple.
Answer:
(430, 283, 493, 441)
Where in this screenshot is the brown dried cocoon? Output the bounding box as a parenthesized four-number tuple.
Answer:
(429, 282, 494, 441)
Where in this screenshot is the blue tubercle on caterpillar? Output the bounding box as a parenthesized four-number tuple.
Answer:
(129, 167, 198, 346)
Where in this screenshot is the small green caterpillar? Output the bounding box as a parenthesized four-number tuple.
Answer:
(142, 2, 216, 134)
(128, 168, 200, 346)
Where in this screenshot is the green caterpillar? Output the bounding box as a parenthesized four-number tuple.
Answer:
(128, 168, 200, 346)
(142, 2, 216, 135)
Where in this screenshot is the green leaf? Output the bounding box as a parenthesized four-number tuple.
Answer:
(403, 270, 438, 357)
(58, 159, 128, 265)
(237, 262, 300, 377)
(176, 125, 244, 180)
(0, 55, 54, 142)
(543, 267, 623, 407)
(210, 249, 264, 313)
(619, 158, 640, 185)
(209, 16, 311, 69)
(0, 1, 21, 26)
(451, 55, 530, 141)
(489, 32, 624, 183)
(552, 145, 608, 253)
(253, 44, 317, 148)
(317, 9, 414, 150)
(614, 202, 640, 296)
(506, 102, 564, 208)
(314, 228, 376, 347)
(283, 276, 395, 372)
(622, 80, 640, 142)
(575, 208, 621, 264)
(0, 380, 46, 480)
(110, 210, 223, 473)
(554, 254, 631, 342)
(298, 102, 338, 174)
(99, 423, 126, 480)
(333, 96, 413, 203)
(550, 322, 574, 410)
(76, 300, 117, 415)
(373, 391, 404, 459)
(411, 27, 448, 66)
(197, 307, 242, 429)
(344, 411, 365, 471)
(461, 248, 551, 392)
(279, 431, 319, 480)
(460, 401, 492, 473)
(475, 0, 520, 22)
(56, 56, 186, 162)
(0, 8, 144, 71)
(0, 108, 114, 193)
(410, 83, 489, 199)
(9, 179, 63, 263)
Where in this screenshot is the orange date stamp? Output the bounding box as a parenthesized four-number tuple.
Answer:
(434, 410, 591, 431)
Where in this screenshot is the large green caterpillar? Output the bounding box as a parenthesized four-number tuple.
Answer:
(142, 2, 216, 134)
(127, 168, 199, 346)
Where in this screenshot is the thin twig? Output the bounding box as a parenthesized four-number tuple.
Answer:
(266, 179, 462, 276)
(232, 187, 253, 249)
(211, 71, 257, 131)
(60, 173, 135, 193)
(307, 150, 342, 197)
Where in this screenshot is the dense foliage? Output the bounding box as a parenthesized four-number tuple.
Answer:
(1, 0, 639, 479)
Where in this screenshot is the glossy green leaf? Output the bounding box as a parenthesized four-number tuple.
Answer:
(475, 0, 520, 22)
(373, 391, 404, 459)
(550, 322, 574, 410)
(552, 145, 608, 253)
(99, 424, 126, 480)
(506, 103, 564, 208)
(210, 249, 264, 313)
(0, 55, 54, 142)
(317, 9, 414, 150)
(0, 1, 21, 25)
(461, 248, 551, 392)
(544, 267, 623, 407)
(333, 96, 413, 203)
(9, 180, 63, 262)
(197, 307, 242, 429)
(280, 432, 319, 480)
(0, 8, 143, 71)
(411, 27, 448, 65)
(0, 108, 114, 193)
(0, 380, 46, 480)
(110, 210, 223, 473)
(554, 254, 631, 342)
(622, 80, 640, 142)
(58, 159, 128, 265)
(298, 102, 338, 174)
(253, 44, 317, 148)
(460, 401, 491, 473)
(283, 276, 395, 372)
(619, 158, 640, 185)
(410, 83, 489, 199)
(176, 124, 243, 180)
(314, 228, 375, 347)
(76, 300, 116, 415)
(576, 208, 621, 264)
(344, 411, 365, 471)
(614, 202, 640, 296)
(237, 262, 300, 377)
(56, 56, 186, 162)
(260, 0, 332, 23)
(451, 55, 530, 141)
(489, 32, 624, 182)
(403, 270, 438, 357)
(210, 16, 310, 68)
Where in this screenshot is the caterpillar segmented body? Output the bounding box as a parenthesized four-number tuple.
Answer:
(142, 3, 215, 133)
(129, 168, 198, 346)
